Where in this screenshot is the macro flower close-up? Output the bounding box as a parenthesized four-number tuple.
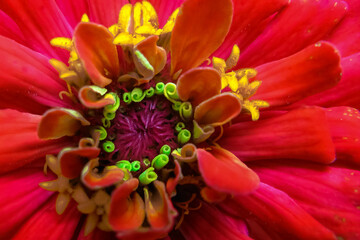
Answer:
(0, 0, 360, 239)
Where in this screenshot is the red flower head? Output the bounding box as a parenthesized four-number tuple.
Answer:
(0, 0, 360, 239)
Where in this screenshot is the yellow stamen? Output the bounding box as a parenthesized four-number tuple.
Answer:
(50, 37, 72, 51)
(81, 13, 90, 22)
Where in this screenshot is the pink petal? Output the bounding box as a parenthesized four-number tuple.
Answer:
(12, 197, 81, 240)
(296, 52, 360, 109)
(237, 0, 347, 68)
(180, 203, 252, 240)
(0, 109, 70, 174)
(0, 10, 25, 45)
(0, 36, 70, 114)
(327, 0, 360, 57)
(254, 41, 341, 108)
(87, 0, 128, 27)
(325, 107, 360, 165)
(197, 147, 259, 195)
(0, 0, 73, 60)
(55, 0, 89, 28)
(219, 107, 336, 163)
(212, 0, 288, 59)
(170, 0, 233, 75)
(0, 168, 54, 238)
(220, 183, 336, 239)
(250, 160, 360, 240)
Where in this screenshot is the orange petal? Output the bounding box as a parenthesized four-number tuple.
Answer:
(197, 147, 259, 195)
(170, 0, 233, 76)
(108, 178, 145, 231)
(177, 67, 221, 106)
(78, 86, 115, 109)
(38, 108, 90, 139)
(194, 93, 241, 126)
(200, 186, 227, 203)
(81, 159, 124, 190)
(166, 160, 182, 197)
(144, 181, 177, 229)
(74, 22, 120, 87)
(134, 35, 167, 81)
(59, 147, 100, 179)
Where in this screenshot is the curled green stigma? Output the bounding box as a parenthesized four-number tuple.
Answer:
(131, 161, 141, 171)
(178, 129, 191, 145)
(179, 102, 192, 121)
(102, 118, 111, 128)
(131, 88, 146, 102)
(143, 158, 151, 166)
(104, 92, 120, 113)
(123, 92, 131, 103)
(103, 141, 115, 152)
(160, 144, 171, 156)
(175, 122, 185, 132)
(172, 101, 182, 111)
(94, 126, 107, 140)
(139, 167, 158, 185)
(116, 160, 132, 171)
(164, 83, 179, 101)
(103, 111, 116, 120)
(144, 87, 155, 98)
(151, 154, 169, 169)
(155, 82, 165, 95)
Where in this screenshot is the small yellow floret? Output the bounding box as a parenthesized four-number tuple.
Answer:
(50, 37, 72, 51)
(81, 13, 90, 22)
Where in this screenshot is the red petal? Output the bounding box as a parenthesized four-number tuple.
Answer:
(221, 183, 336, 240)
(251, 160, 360, 240)
(0, 36, 69, 114)
(219, 107, 336, 163)
(180, 203, 252, 240)
(60, 147, 100, 179)
(81, 159, 124, 190)
(170, 0, 233, 75)
(200, 186, 227, 203)
(327, 0, 360, 57)
(212, 0, 288, 59)
(297, 53, 360, 109)
(325, 107, 360, 165)
(56, 0, 89, 28)
(237, 0, 347, 68)
(12, 197, 81, 240)
(194, 93, 241, 126)
(144, 181, 177, 229)
(0, 168, 53, 238)
(0, 0, 72, 60)
(177, 67, 221, 106)
(166, 160, 182, 197)
(0, 109, 69, 174)
(38, 108, 90, 140)
(108, 178, 145, 231)
(197, 147, 259, 195)
(74, 22, 120, 87)
(87, 0, 127, 27)
(254, 41, 341, 108)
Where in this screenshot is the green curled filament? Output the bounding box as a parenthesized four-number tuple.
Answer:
(143, 158, 151, 166)
(103, 141, 115, 152)
(104, 93, 120, 113)
(164, 83, 179, 102)
(94, 126, 107, 140)
(179, 102, 192, 121)
(145, 87, 155, 98)
(131, 88, 146, 102)
(178, 129, 191, 145)
(160, 144, 171, 156)
(175, 122, 185, 132)
(172, 101, 182, 111)
(155, 82, 165, 95)
(139, 167, 158, 185)
(151, 154, 169, 170)
(103, 110, 116, 120)
(102, 118, 111, 128)
(131, 161, 141, 171)
(123, 92, 132, 104)
(116, 160, 132, 171)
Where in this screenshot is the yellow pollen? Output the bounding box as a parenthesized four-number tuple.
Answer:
(213, 46, 269, 121)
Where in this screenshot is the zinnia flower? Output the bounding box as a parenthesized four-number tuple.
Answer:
(0, 0, 359, 239)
